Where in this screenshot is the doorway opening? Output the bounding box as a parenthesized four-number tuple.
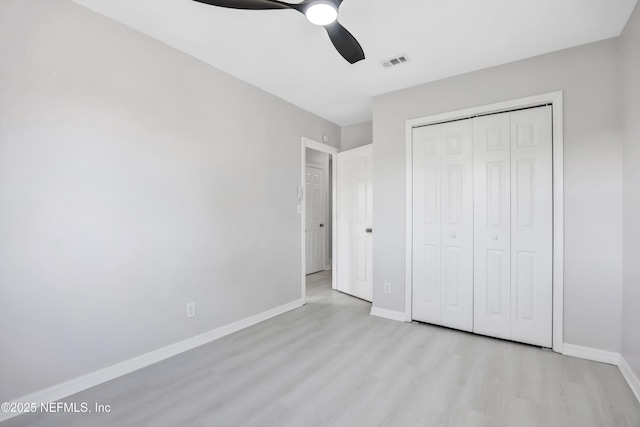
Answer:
(301, 137, 339, 304)
(305, 152, 330, 275)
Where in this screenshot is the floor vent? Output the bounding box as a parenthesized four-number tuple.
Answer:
(381, 54, 410, 68)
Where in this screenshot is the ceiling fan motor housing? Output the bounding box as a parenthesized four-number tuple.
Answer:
(304, 1, 339, 26)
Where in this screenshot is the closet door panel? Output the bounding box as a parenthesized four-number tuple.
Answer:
(510, 106, 553, 347)
(473, 114, 512, 340)
(440, 121, 474, 332)
(412, 126, 442, 324)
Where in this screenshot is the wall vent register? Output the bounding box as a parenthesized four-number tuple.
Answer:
(381, 54, 410, 68)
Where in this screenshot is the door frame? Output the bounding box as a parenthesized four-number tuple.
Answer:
(301, 137, 339, 303)
(404, 91, 564, 353)
(305, 161, 329, 274)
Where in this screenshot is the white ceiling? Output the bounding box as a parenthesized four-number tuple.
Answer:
(73, 0, 637, 126)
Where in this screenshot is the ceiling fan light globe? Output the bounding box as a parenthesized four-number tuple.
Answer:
(305, 3, 338, 26)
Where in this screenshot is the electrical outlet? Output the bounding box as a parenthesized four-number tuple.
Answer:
(186, 302, 196, 318)
(384, 282, 391, 294)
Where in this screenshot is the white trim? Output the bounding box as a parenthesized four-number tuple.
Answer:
(562, 343, 620, 365)
(550, 94, 565, 353)
(405, 92, 564, 129)
(405, 119, 414, 322)
(404, 91, 564, 353)
(331, 150, 338, 290)
(619, 356, 640, 403)
(561, 345, 640, 404)
(370, 307, 406, 322)
(0, 299, 303, 423)
(304, 137, 339, 155)
(301, 137, 339, 300)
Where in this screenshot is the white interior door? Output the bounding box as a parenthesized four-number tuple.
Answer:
(412, 124, 441, 324)
(412, 120, 474, 331)
(473, 106, 553, 347)
(510, 106, 553, 347)
(305, 165, 325, 274)
(336, 144, 373, 302)
(473, 113, 512, 340)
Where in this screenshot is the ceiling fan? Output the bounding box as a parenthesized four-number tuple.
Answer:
(192, 0, 365, 64)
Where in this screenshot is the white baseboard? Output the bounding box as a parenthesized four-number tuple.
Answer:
(562, 343, 620, 365)
(619, 355, 640, 404)
(546, 343, 640, 405)
(0, 299, 303, 423)
(370, 307, 406, 322)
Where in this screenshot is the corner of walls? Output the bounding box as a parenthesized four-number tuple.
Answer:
(620, 0, 640, 386)
(620, 355, 640, 404)
(561, 343, 640, 404)
(341, 121, 373, 151)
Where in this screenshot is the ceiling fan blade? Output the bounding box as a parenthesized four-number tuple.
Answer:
(324, 21, 365, 64)
(193, 0, 292, 10)
(288, 0, 342, 12)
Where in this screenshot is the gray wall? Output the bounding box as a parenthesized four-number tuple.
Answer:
(341, 121, 373, 150)
(621, 3, 640, 379)
(0, 0, 340, 402)
(372, 38, 624, 352)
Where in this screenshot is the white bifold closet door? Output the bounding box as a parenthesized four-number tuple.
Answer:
(474, 106, 553, 347)
(412, 119, 474, 332)
(412, 105, 552, 347)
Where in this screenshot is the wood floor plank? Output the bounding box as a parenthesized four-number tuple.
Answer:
(3, 270, 639, 427)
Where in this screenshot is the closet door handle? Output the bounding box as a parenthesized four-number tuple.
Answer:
(365, 228, 373, 234)
(450, 232, 457, 238)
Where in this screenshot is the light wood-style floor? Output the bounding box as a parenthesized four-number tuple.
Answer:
(4, 270, 640, 427)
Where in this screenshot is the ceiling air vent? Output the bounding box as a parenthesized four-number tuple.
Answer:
(380, 54, 410, 69)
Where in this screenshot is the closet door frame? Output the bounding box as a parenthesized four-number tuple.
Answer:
(404, 91, 564, 353)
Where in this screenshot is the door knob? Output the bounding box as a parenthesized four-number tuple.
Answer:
(492, 234, 499, 240)
(365, 228, 373, 234)
(320, 224, 325, 227)
(450, 232, 457, 238)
